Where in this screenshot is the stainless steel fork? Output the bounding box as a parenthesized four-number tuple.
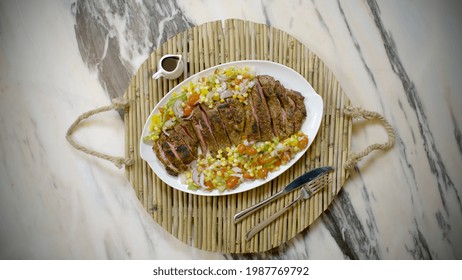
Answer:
(245, 175, 332, 241)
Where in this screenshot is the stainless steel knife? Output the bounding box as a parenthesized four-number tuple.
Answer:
(233, 166, 334, 223)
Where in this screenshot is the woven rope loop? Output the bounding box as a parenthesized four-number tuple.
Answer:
(66, 98, 134, 169)
(344, 106, 396, 169)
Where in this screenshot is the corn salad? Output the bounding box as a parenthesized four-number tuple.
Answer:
(187, 131, 309, 192)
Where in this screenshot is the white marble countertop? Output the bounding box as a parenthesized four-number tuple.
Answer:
(1, 0, 461, 259)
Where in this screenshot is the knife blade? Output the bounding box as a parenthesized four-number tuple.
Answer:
(233, 166, 334, 223)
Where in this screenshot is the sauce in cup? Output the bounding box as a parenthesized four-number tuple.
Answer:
(152, 54, 184, 80)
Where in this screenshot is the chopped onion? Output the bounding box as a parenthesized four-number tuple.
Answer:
(173, 99, 183, 118)
(220, 90, 233, 99)
(192, 169, 201, 185)
(232, 174, 243, 179)
(199, 172, 206, 188)
(179, 173, 187, 184)
(162, 119, 175, 136)
(206, 90, 215, 100)
(217, 74, 227, 82)
(232, 167, 242, 173)
(180, 113, 193, 120)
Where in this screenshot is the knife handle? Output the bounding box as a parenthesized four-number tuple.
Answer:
(233, 189, 285, 223)
(245, 196, 300, 241)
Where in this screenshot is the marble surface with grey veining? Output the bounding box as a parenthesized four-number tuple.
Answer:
(1, 0, 461, 259)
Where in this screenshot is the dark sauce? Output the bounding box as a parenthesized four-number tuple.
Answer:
(161, 56, 180, 72)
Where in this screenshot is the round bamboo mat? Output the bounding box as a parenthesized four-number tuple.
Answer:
(123, 19, 352, 253)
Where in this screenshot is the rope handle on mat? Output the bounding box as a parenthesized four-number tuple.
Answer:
(65, 98, 134, 169)
(343, 106, 396, 170)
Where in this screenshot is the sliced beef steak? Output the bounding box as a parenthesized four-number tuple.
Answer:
(217, 102, 242, 145)
(201, 105, 231, 149)
(244, 97, 260, 142)
(192, 106, 219, 155)
(274, 80, 296, 136)
(152, 74, 307, 176)
(158, 133, 189, 174)
(168, 132, 197, 164)
(251, 81, 274, 141)
(153, 140, 180, 176)
(285, 89, 306, 132)
(174, 120, 199, 156)
(256, 75, 286, 139)
(226, 98, 245, 132)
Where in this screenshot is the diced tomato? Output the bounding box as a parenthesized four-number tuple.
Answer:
(298, 135, 309, 150)
(226, 176, 240, 189)
(245, 146, 257, 156)
(281, 151, 291, 162)
(274, 159, 282, 166)
(237, 143, 246, 155)
(188, 93, 200, 106)
(258, 155, 275, 165)
(183, 104, 193, 117)
(204, 181, 214, 189)
(243, 172, 255, 180)
(257, 168, 269, 179)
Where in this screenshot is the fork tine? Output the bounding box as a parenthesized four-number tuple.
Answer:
(307, 176, 332, 194)
(306, 172, 329, 188)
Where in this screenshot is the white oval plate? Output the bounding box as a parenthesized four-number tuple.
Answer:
(140, 60, 323, 196)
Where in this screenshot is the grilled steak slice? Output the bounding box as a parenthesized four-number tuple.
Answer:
(201, 104, 231, 149)
(285, 89, 306, 132)
(192, 106, 219, 155)
(244, 95, 260, 142)
(154, 131, 196, 175)
(153, 140, 180, 176)
(257, 75, 287, 139)
(275, 80, 296, 136)
(169, 132, 197, 164)
(226, 98, 245, 132)
(174, 121, 198, 156)
(190, 107, 208, 154)
(177, 120, 198, 142)
(217, 102, 242, 145)
(252, 80, 274, 140)
(160, 134, 189, 172)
